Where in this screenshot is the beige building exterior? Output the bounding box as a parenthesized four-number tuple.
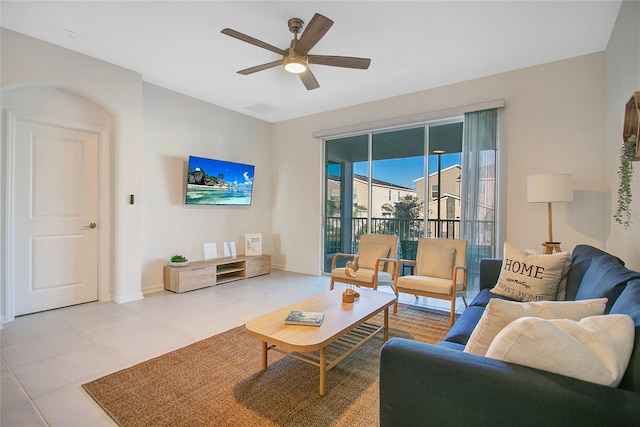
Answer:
(327, 174, 417, 218)
(414, 165, 462, 220)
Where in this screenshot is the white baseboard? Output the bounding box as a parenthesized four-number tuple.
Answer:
(142, 283, 165, 295)
(271, 264, 322, 276)
(112, 291, 144, 304)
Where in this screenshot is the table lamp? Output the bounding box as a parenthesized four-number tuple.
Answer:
(527, 174, 573, 254)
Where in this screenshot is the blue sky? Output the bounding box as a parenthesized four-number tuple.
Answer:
(352, 153, 461, 189)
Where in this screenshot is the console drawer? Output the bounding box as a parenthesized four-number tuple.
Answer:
(246, 255, 271, 278)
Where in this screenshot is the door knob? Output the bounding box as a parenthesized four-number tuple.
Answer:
(83, 222, 97, 229)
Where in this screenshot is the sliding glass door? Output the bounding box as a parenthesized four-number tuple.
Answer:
(323, 111, 499, 295)
(324, 134, 368, 272)
(323, 128, 427, 273)
(323, 121, 464, 273)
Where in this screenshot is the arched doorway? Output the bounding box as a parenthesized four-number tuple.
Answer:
(2, 85, 112, 320)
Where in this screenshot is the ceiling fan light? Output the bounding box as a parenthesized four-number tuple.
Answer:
(283, 57, 307, 74)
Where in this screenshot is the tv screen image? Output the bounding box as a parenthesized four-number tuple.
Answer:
(185, 156, 255, 205)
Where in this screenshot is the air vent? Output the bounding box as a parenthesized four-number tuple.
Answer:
(245, 103, 279, 114)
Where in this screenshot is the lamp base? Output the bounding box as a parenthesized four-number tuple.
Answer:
(542, 242, 562, 254)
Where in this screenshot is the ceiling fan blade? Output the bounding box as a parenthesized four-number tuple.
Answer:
(221, 28, 287, 56)
(237, 59, 283, 75)
(308, 55, 371, 70)
(299, 69, 320, 90)
(295, 13, 333, 56)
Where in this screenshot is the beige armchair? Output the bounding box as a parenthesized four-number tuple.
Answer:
(394, 238, 468, 325)
(329, 234, 399, 291)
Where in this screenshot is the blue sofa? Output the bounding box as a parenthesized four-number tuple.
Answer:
(380, 245, 640, 426)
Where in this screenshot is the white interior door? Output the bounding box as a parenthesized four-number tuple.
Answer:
(12, 117, 99, 316)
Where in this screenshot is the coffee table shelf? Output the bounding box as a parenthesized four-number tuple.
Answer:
(245, 289, 396, 395)
(275, 321, 382, 368)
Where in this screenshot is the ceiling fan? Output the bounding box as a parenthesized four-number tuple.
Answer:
(221, 13, 371, 90)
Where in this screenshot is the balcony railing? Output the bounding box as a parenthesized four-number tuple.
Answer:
(324, 216, 495, 295)
(325, 216, 494, 267)
(325, 217, 460, 254)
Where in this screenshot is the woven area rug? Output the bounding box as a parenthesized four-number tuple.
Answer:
(82, 303, 450, 427)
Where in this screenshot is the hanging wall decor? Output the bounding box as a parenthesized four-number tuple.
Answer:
(623, 91, 639, 160)
(614, 92, 640, 229)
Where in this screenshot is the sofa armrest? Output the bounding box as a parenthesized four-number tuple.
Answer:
(479, 258, 502, 290)
(380, 338, 640, 427)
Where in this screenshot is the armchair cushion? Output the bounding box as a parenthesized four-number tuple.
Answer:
(416, 245, 455, 279)
(464, 297, 607, 356)
(396, 275, 462, 296)
(486, 314, 635, 387)
(490, 242, 570, 302)
(331, 267, 392, 284)
(358, 244, 390, 270)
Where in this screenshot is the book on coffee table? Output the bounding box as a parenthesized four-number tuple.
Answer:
(285, 311, 324, 327)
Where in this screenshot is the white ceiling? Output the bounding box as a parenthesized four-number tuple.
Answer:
(1, 1, 621, 123)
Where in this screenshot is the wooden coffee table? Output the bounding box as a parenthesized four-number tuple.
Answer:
(245, 288, 396, 396)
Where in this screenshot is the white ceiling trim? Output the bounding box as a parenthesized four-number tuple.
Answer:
(313, 99, 505, 139)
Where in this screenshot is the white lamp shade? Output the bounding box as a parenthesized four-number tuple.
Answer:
(527, 174, 573, 203)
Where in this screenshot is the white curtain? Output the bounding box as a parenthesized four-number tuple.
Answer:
(461, 108, 499, 295)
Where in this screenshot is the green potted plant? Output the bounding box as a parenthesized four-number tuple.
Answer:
(614, 134, 637, 229)
(169, 253, 189, 267)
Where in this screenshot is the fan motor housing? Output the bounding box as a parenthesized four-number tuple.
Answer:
(288, 18, 304, 34)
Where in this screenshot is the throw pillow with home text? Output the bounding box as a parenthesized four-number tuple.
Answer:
(490, 242, 570, 302)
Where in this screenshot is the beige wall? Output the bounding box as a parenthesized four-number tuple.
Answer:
(273, 52, 608, 274)
(604, 0, 640, 269)
(140, 84, 273, 292)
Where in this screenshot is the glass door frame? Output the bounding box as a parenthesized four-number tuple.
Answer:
(322, 116, 469, 275)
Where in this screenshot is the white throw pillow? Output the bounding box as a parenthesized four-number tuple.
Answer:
(490, 242, 570, 302)
(485, 315, 635, 387)
(358, 244, 390, 270)
(464, 297, 607, 356)
(416, 245, 456, 279)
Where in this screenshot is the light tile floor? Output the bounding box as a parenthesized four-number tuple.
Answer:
(1, 270, 462, 426)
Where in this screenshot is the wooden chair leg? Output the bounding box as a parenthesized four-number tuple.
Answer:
(393, 285, 399, 313)
(329, 278, 335, 290)
(449, 298, 456, 326)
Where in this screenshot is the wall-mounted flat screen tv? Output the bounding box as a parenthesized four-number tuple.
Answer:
(185, 155, 255, 205)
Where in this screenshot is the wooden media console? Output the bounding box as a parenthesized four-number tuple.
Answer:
(163, 254, 271, 293)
